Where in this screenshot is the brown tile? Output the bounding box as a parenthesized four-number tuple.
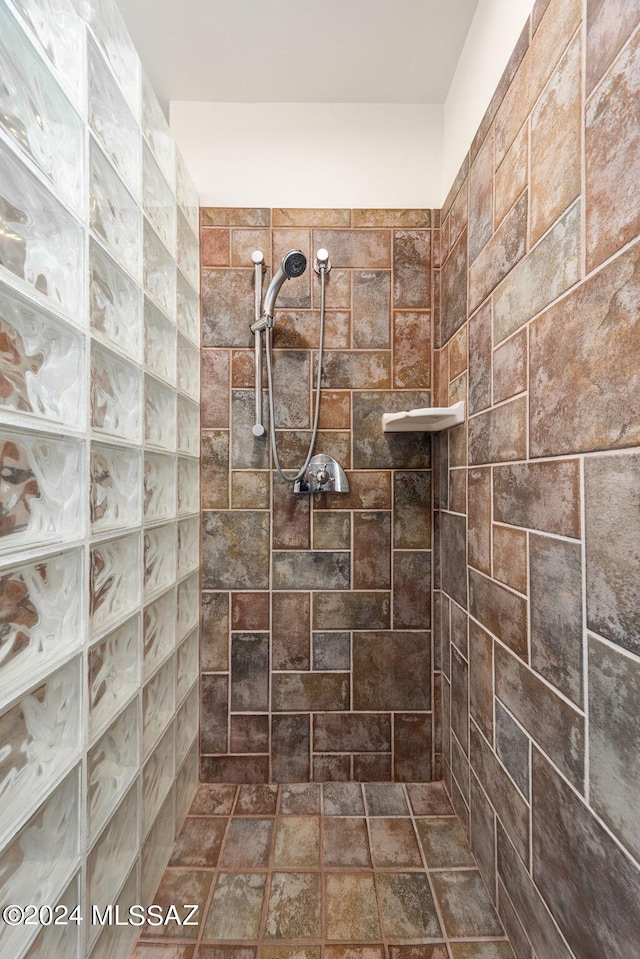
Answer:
(393, 310, 431, 389)
(231, 633, 269, 712)
(132, 945, 196, 958)
(354, 753, 392, 781)
(394, 472, 431, 549)
(235, 783, 279, 815)
(393, 551, 431, 629)
(493, 460, 581, 537)
(273, 550, 350, 591)
(394, 713, 432, 782)
(389, 949, 448, 959)
(449, 324, 467, 381)
(314, 755, 351, 782)
(314, 229, 391, 268)
(201, 593, 229, 672)
(586, 0, 640, 94)
(468, 467, 491, 579)
(441, 230, 468, 345)
(495, 124, 528, 230)
(232, 592, 269, 631)
(469, 127, 494, 263)
(272, 229, 311, 308)
(204, 872, 267, 939)
(352, 270, 391, 348)
(323, 817, 371, 867)
(313, 471, 392, 510)
(586, 27, 640, 270)
(272, 672, 349, 711)
(469, 620, 494, 742)
(312, 268, 351, 310)
(314, 714, 390, 753)
(149, 870, 213, 939)
(201, 208, 270, 227)
(272, 208, 349, 227)
(450, 646, 469, 754)
(325, 948, 385, 959)
(196, 949, 257, 959)
(450, 181, 469, 249)
(312, 631, 350, 671)
(470, 724, 530, 865)
(469, 769, 497, 900)
(493, 329, 527, 404)
(442, 156, 468, 223)
(229, 228, 270, 267)
(406, 782, 453, 816)
(364, 783, 410, 816)
(585, 452, 640, 655)
(230, 391, 270, 471)
(261, 950, 319, 959)
(272, 591, 310, 670)
(416, 817, 475, 868)
(353, 209, 430, 227)
(313, 511, 351, 550)
(469, 569, 527, 660)
(189, 783, 237, 816)
(201, 350, 230, 428)
(219, 818, 274, 868)
(325, 873, 381, 940)
(169, 816, 226, 867)
(273, 817, 320, 867)
(202, 511, 270, 590)
(265, 872, 321, 939)
(353, 511, 391, 589)
(393, 231, 431, 309)
(271, 350, 312, 429)
(441, 511, 467, 610)
(271, 714, 310, 782)
(200, 756, 270, 783)
(317, 389, 351, 430)
(492, 525, 527, 595)
(201, 228, 230, 266)
(323, 782, 365, 814)
(272, 477, 310, 550)
(273, 309, 350, 350)
(202, 269, 255, 348)
(229, 714, 270, 754)
(377, 873, 442, 939)
(280, 783, 321, 815)
(369, 818, 422, 867)
(431, 871, 503, 938)
(231, 347, 253, 389)
(231, 471, 270, 509)
(313, 592, 390, 630)
(449, 469, 466, 514)
(469, 397, 527, 466)
(469, 192, 528, 313)
(353, 632, 430, 710)
(495, 701, 530, 800)
(320, 350, 391, 390)
(201, 674, 228, 753)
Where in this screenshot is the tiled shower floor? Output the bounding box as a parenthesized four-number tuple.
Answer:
(131, 782, 515, 959)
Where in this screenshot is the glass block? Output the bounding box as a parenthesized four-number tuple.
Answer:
(88, 35, 140, 200)
(87, 779, 138, 910)
(0, 767, 80, 959)
(176, 681, 198, 768)
(0, 427, 83, 555)
(142, 72, 175, 191)
(144, 297, 175, 385)
(144, 374, 176, 451)
(142, 788, 174, 902)
(177, 209, 199, 291)
(88, 698, 139, 841)
(142, 721, 174, 833)
(177, 456, 199, 516)
(0, 138, 84, 320)
(11, 0, 84, 109)
(143, 452, 175, 523)
(0, 657, 81, 843)
(175, 737, 198, 830)
(90, 139, 141, 280)
(0, 2, 83, 212)
(143, 145, 176, 257)
(89, 237, 142, 361)
(177, 395, 199, 456)
(177, 516, 198, 577)
(176, 627, 198, 705)
(74, 0, 140, 121)
(0, 281, 84, 429)
(177, 332, 199, 400)
(0, 548, 83, 709)
(143, 655, 174, 756)
(87, 861, 138, 959)
(144, 523, 176, 600)
(24, 872, 81, 959)
(90, 532, 140, 635)
(143, 219, 175, 318)
(177, 570, 198, 640)
(91, 343, 141, 442)
(88, 616, 139, 738)
(176, 149, 199, 236)
(176, 270, 199, 344)
(90, 442, 141, 533)
(143, 588, 176, 681)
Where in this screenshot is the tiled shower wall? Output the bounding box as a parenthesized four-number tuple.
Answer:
(200, 209, 436, 782)
(0, 1, 200, 956)
(435, 0, 640, 956)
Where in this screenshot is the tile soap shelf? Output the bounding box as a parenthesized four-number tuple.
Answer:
(382, 401, 465, 432)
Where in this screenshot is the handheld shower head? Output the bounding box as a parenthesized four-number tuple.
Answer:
(262, 249, 307, 320)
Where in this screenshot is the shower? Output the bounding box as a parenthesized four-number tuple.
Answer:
(250, 247, 349, 493)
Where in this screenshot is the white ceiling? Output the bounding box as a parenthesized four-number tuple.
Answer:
(115, 0, 480, 109)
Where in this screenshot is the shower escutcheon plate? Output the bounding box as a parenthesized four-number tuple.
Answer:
(293, 454, 349, 494)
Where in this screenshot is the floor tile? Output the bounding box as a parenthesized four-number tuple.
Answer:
(203, 873, 267, 940)
(197, 949, 256, 959)
(430, 871, 504, 939)
(261, 948, 321, 959)
(449, 944, 515, 959)
(169, 817, 227, 867)
(388, 948, 448, 959)
(364, 784, 410, 816)
(324, 948, 385, 959)
(416, 818, 475, 868)
(323, 817, 372, 868)
(236, 784, 279, 814)
(406, 783, 454, 817)
(219, 818, 274, 868)
(325, 873, 381, 940)
(189, 784, 237, 816)
(145, 870, 214, 939)
(323, 783, 365, 816)
(280, 783, 322, 814)
(131, 945, 195, 958)
(369, 819, 423, 867)
(273, 817, 320, 867)
(265, 872, 322, 939)
(377, 873, 442, 939)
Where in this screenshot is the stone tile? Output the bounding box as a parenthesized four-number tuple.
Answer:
(389, 948, 448, 959)
(271, 350, 312, 429)
(441, 230, 468, 345)
(451, 645, 469, 753)
(201, 227, 230, 266)
(325, 873, 381, 940)
(449, 324, 468, 380)
(151, 870, 213, 939)
(311, 631, 350, 671)
(314, 229, 391, 268)
(493, 329, 527, 404)
(231, 390, 271, 469)
(201, 350, 230, 428)
(469, 774, 497, 899)
(273, 428, 351, 472)
(494, 200, 580, 344)
(495, 123, 528, 230)
(406, 782, 453, 816)
(441, 511, 468, 609)
(273, 817, 320, 867)
(377, 873, 442, 939)
(449, 946, 515, 959)
(231, 470, 270, 509)
(279, 783, 321, 815)
(468, 467, 491, 575)
(431, 871, 503, 939)
(532, 747, 640, 958)
(353, 632, 430, 710)
(468, 397, 527, 465)
(273, 309, 350, 350)
(313, 471, 391, 511)
(271, 715, 310, 782)
(469, 128, 494, 263)
(272, 229, 311, 308)
(586, 452, 640, 656)
(530, 241, 640, 456)
(442, 155, 468, 222)
(197, 948, 257, 959)
(272, 551, 350, 590)
(317, 389, 351, 430)
(273, 672, 349, 712)
(469, 193, 528, 313)
(201, 756, 270, 783)
(231, 633, 269, 712)
(354, 753, 392, 781)
(314, 713, 390, 753)
(394, 472, 431, 548)
(586, 28, 640, 270)
(201, 592, 229, 672)
(230, 348, 255, 388)
(588, 633, 640, 862)
(261, 950, 318, 959)
(352, 270, 391, 348)
(493, 460, 581, 538)
(393, 551, 431, 629)
(312, 268, 351, 310)
(451, 733, 471, 803)
(323, 817, 371, 867)
(450, 181, 469, 250)
(322, 782, 365, 815)
(230, 228, 271, 267)
(394, 713, 432, 782)
(202, 269, 255, 348)
(393, 231, 431, 309)
(495, 701, 530, 800)
(201, 208, 270, 227)
(131, 945, 195, 958)
(272, 592, 310, 670)
(313, 511, 350, 550)
(235, 783, 279, 815)
(495, 644, 584, 788)
(229, 714, 270, 754)
(314, 755, 351, 781)
(469, 620, 494, 742)
(449, 421, 467, 469)
(201, 674, 228, 753)
(168, 816, 227, 867)
(586, 0, 640, 94)
(273, 208, 350, 227)
(449, 468, 467, 514)
(204, 872, 266, 940)
(353, 511, 391, 589)
(219, 818, 274, 868)
(189, 783, 237, 816)
(364, 783, 410, 816)
(393, 310, 431, 389)
(320, 350, 391, 390)
(370, 818, 422, 867)
(313, 592, 390, 630)
(353, 209, 431, 227)
(493, 525, 527, 595)
(530, 533, 583, 704)
(231, 592, 269, 631)
(496, 879, 535, 959)
(416, 817, 474, 868)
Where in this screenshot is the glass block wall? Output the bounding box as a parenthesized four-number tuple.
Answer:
(0, 0, 200, 956)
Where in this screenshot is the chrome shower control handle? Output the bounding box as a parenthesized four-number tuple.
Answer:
(313, 464, 330, 486)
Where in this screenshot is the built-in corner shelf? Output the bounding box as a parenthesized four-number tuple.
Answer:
(382, 401, 465, 433)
